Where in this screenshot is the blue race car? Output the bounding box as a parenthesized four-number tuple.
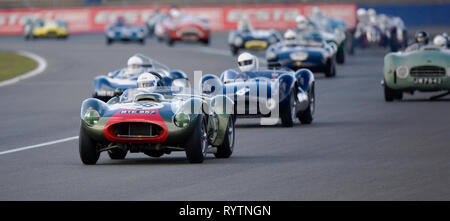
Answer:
(105, 17, 147, 45)
(266, 33, 337, 78)
(93, 54, 189, 102)
(228, 19, 281, 56)
(201, 55, 315, 127)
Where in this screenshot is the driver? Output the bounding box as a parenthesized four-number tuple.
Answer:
(433, 35, 448, 48)
(283, 29, 297, 46)
(237, 18, 253, 33)
(406, 31, 429, 51)
(237, 52, 259, 80)
(137, 72, 158, 90)
(122, 55, 145, 78)
(120, 73, 158, 102)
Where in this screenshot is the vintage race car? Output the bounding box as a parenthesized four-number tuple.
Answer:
(156, 15, 210, 46)
(24, 18, 68, 40)
(93, 54, 189, 102)
(382, 44, 450, 101)
(308, 19, 347, 64)
(201, 68, 315, 127)
(79, 87, 235, 164)
(266, 39, 337, 77)
(105, 21, 147, 45)
(228, 21, 281, 55)
(146, 12, 168, 37)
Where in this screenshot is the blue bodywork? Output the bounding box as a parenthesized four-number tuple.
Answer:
(228, 29, 281, 55)
(105, 24, 147, 44)
(200, 67, 314, 121)
(266, 40, 335, 73)
(93, 54, 189, 102)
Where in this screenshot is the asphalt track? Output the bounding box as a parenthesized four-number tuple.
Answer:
(0, 33, 449, 200)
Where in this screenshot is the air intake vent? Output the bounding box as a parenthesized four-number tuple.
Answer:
(410, 66, 445, 76)
(113, 122, 162, 138)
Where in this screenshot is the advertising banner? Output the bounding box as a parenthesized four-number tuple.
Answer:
(0, 3, 356, 35)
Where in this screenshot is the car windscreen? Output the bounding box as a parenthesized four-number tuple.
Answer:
(225, 69, 288, 82)
(119, 87, 202, 103)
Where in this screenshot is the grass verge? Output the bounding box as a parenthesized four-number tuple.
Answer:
(0, 51, 38, 82)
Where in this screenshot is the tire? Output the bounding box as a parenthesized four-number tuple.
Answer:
(280, 90, 296, 127)
(298, 82, 314, 124)
(139, 38, 146, 45)
(167, 37, 174, 46)
(184, 115, 208, 163)
(106, 38, 112, 45)
(336, 47, 345, 64)
(79, 126, 99, 165)
(324, 59, 336, 78)
(394, 91, 403, 100)
(231, 46, 239, 56)
(384, 84, 395, 102)
(202, 38, 210, 45)
(107, 148, 127, 160)
(214, 116, 235, 158)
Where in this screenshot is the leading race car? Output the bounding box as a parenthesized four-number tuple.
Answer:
(382, 33, 450, 101)
(155, 8, 210, 46)
(105, 17, 147, 45)
(202, 53, 315, 127)
(24, 18, 69, 40)
(228, 19, 281, 56)
(93, 54, 189, 102)
(79, 81, 235, 164)
(266, 30, 337, 77)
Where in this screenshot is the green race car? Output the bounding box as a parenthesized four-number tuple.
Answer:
(79, 87, 235, 164)
(382, 44, 450, 101)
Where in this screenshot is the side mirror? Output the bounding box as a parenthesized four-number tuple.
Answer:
(114, 88, 124, 97)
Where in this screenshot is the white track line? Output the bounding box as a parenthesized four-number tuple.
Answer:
(0, 136, 78, 156)
(0, 51, 47, 87)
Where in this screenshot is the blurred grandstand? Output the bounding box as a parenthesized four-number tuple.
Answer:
(1, 0, 448, 8)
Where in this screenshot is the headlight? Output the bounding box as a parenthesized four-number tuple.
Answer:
(107, 30, 114, 37)
(173, 112, 190, 128)
(290, 52, 308, 61)
(266, 50, 277, 60)
(396, 66, 409, 79)
(234, 37, 243, 46)
(83, 109, 100, 126)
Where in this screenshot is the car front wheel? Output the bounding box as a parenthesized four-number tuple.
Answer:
(79, 125, 100, 165)
(185, 115, 208, 163)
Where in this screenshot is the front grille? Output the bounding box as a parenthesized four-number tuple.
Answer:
(113, 122, 162, 138)
(410, 66, 446, 77)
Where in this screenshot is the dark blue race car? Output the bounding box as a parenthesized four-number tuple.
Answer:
(266, 38, 338, 78)
(201, 67, 315, 127)
(93, 54, 189, 102)
(105, 18, 147, 45)
(228, 20, 281, 56)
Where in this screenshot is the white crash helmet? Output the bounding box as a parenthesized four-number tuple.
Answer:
(433, 35, 447, 47)
(237, 52, 259, 72)
(295, 15, 308, 31)
(125, 55, 144, 77)
(357, 8, 367, 18)
(169, 8, 181, 19)
(367, 8, 376, 17)
(311, 6, 323, 19)
(284, 29, 296, 43)
(137, 72, 158, 90)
